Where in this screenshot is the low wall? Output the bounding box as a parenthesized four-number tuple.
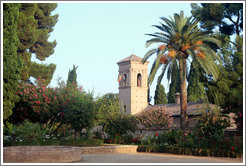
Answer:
(3, 146, 81, 163)
(80, 145, 138, 154)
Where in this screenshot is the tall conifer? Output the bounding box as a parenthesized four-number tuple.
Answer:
(3, 3, 22, 120)
(167, 63, 180, 103)
(67, 65, 78, 85)
(154, 84, 167, 105)
(187, 60, 206, 102)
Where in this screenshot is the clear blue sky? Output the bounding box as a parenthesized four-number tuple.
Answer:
(40, 2, 192, 102)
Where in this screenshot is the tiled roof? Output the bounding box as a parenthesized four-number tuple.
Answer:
(117, 54, 144, 64)
(143, 100, 217, 116)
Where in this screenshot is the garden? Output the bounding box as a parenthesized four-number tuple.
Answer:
(3, 77, 243, 158)
(3, 2, 243, 161)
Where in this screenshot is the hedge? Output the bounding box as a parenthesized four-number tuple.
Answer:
(60, 139, 103, 147)
(3, 139, 103, 147)
(137, 145, 243, 158)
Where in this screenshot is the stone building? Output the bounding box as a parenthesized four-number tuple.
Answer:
(117, 54, 149, 115)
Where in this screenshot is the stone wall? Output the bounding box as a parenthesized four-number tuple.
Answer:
(3, 146, 81, 163)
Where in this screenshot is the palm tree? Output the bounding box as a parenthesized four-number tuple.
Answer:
(142, 11, 221, 131)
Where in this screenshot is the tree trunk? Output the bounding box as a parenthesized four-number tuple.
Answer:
(179, 58, 188, 131)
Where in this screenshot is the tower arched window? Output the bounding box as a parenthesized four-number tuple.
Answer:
(137, 73, 142, 87)
(124, 74, 127, 87)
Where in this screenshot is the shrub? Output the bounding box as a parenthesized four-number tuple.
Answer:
(137, 105, 173, 130)
(7, 120, 46, 142)
(105, 113, 138, 139)
(193, 99, 230, 149)
(60, 139, 103, 147)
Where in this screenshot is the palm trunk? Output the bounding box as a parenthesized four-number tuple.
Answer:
(179, 58, 188, 131)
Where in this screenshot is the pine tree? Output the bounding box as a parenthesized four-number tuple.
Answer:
(67, 65, 78, 85)
(154, 84, 167, 105)
(167, 62, 180, 103)
(187, 60, 206, 102)
(191, 3, 243, 130)
(17, 3, 58, 84)
(3, 3, 23, 120)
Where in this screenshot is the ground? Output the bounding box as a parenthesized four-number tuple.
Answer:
(73, 152, 243, 163)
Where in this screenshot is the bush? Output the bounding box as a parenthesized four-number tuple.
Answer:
(60, 139, 103, 147)
(4, 139, 103, 147)
(5, 120, 46, 142)
(105, 113, 138, 139)
(12, 140, 61, 146)
(137, 105, 173, 130)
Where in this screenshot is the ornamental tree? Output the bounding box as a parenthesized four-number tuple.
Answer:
(10, 78, 59, 125)
(59, 82, 96, 139)
(137, 105, 173, 130)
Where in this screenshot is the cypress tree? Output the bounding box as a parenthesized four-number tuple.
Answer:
(67, 65, 78, 85)
(187, 60, 206, 102)
(154, 84, 167, 105)
(3, 3, 22, 120)
(17, 3, 58, 84)
(167, 62, 180, 103)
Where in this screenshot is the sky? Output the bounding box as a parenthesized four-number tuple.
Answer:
(34, 2, 193, 103)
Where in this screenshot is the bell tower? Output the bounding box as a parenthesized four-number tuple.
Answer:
(117, 54, 149, 115)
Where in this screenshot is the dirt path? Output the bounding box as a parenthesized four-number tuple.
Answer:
(74, 152, 243, 163)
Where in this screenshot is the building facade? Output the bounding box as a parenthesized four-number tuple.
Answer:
(117, 54, 149, 115)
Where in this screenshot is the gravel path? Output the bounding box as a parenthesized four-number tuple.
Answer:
(73, 152, 243, 163)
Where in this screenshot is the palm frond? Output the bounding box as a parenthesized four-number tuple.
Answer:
(148, 53, 163, 85)
(145, 38, 167, 48)
(142, 48, 158, 63)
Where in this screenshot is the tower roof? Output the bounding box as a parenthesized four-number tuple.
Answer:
(117, 54, 148, 64)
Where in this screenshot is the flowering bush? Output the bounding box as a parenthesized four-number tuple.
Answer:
(9, 78, 97, 139)
(105, 133, 141, 145)
(58, 81, 96, 139)
(10, 78, 59, 124)
(137, 105, 173, 130)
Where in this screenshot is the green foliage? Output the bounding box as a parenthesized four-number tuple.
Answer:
(137, 144, 242, 158)
(95, 93, 121, 127)
(187, 60, 206, 102)
(105, 113, 138, 138)
(206, 36, 243, 130)
(5, 120, 46, 142)
(191, 3, 243, 36)
(167, 62, 180, 103)
(154, 84, 167, 104)
(30, 62, 57, 87)
(3, 3, 23, 120)
(192, 4, 243, 131)
(10, 79, 59, 124)
(67, 65, 78, 85)
(156, 130, 184, 146)
(4, 138, 103, 147)
(142, 11, 221, 130)
(9, 78, 97, 140)
(60, 139, 103, 147)
(17, 3, 58, 84)
(61, 83, 96, 139)
(137, 106, 173, 130)
(137, 129, 243, 158)
(193, 99, 230, 148)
